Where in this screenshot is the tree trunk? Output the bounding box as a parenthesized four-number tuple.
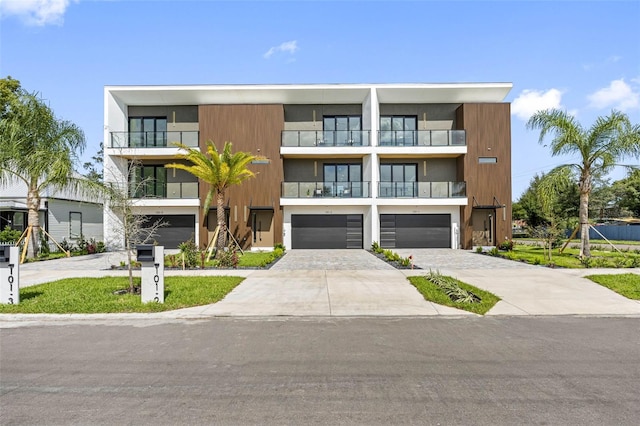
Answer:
(26, 186, 41, 259)
(579, 176, 591, 258)
(216, 190, 226, 254)
(125, 214, 134, 294)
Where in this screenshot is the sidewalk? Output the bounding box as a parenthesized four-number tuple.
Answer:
(2, 250, 639, 326)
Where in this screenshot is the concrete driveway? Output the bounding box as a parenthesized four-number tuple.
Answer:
(179, 250, 471, 317)
(396, 249, 640, 316)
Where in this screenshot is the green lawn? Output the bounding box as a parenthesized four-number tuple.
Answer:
(586, 274, 640, 300)
(407, 275, 500, 315)
(0, 276, 244, 314)
(515, 237, 640, 246)
(496, 245, 640, 268)
(164, 250, 284, 269)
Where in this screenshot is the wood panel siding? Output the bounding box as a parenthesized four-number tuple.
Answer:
(198, 104, 284, 249)
(456, 104, 512, 249)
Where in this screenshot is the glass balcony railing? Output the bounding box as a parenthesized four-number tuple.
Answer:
(378, 130, 466, 147)
(282, 130, 371, 147)
(129, 182, 199, 199)
(377, 181, 466, 198)
(110, 131, 199, 148)
(282, 181, 371, 198)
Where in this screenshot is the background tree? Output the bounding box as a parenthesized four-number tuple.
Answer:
(165, 141, 259, 255)
(516, 172, 579, 229)
(83, 141, 104, 182)
(527, 109, 640, 257)
(611, 169, 640, 217)
(0, 80, 93, 258)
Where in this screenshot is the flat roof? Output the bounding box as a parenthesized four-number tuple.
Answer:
(105, 82, 512, 105)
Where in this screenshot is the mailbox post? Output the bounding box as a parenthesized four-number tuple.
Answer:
(0, 245, 20, 305)
(136, 245, 164, 303)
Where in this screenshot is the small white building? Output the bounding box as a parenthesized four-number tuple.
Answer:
(0, 178, 103, 249)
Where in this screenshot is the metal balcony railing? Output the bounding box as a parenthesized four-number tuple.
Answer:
(378, 130, 466, 147)
(129, 182, 199, 199)
(110, 131, 199, 148)
(377, 181, 466, 198)
(282, 130, 371, 147)
(282, 181, 371, 198)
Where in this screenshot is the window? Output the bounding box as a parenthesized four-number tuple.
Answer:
(478, 157, 498, 164)
(130, 164, 167, 198)
(69, 212, 82, 240)
(323, 163, 362, 197)
(129, 117, 167, 147)
(380, 163, 417, 197)
(380, 116, 417, 146)
(323, 116, 362, 146)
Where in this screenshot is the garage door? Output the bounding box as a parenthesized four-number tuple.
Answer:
(292, 214, 362, 249)
(137, 214, 196, 249)
(380, 214, 450, 248)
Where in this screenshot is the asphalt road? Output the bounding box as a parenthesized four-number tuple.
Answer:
(1, 317, 639, 425)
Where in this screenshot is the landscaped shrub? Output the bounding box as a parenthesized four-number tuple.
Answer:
(178, 239, 199, 268)
(498, 239, 514, 251)
(475, 246, 483, 253)
(217, 244, 239, 268)
(488, 247, 500, 257)
(0, 225, 21, 243)
(425, 270, 480, 304)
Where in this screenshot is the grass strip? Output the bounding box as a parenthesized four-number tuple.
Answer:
(586, 274, 640, 300)
(0, 276, 243, 314)
(407, 275, 500, 315)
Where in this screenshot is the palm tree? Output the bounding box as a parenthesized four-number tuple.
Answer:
(165, 140, 259, 254)
(527, 109, 640, 257)
(0, 90, 90, 258)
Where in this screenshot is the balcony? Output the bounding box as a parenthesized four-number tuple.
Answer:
(378, 130, 465, 147)
(282, 181, 371, 198)
(378, 181, 466, 198)
(129, 182, 199, 199)
(110, 131, 199, 148)
(282, 130, 371, 147)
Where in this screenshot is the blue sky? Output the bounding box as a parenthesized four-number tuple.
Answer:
(1, 0, 638, 198)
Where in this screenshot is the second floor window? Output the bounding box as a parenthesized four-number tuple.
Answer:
(130, 164, 167, 198)
(129, 117, 167, 147)
(323, 163, 362, 197)
(380, 116, 417, 146)
(323, 116, 362, 146)
(379, 163, 417, 197)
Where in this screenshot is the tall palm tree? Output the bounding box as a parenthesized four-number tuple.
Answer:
(0, 90, 89, 258)
(165, 140, 259, 254)
(527, 109, 640, 257)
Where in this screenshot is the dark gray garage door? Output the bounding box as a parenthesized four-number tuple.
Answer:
(137, 214, 196, 249)
(380, 214, 450, 248)
(292, 214, 362, 249)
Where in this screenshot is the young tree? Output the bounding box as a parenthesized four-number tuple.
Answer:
(531, 167, 573, 260)
(527, 109, 640, 258)
(104, 160, 166, 294)
(165, 141, 259, 255)
(0, 81, 94, 258)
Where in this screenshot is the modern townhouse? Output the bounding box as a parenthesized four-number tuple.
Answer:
(103, 83, 512, 251)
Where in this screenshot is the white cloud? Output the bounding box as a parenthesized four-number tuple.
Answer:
(263, 40, 298, 59)
(587, 79, 639, 111)
(0, 0, 78, 26)
(511, 89, 564, 121)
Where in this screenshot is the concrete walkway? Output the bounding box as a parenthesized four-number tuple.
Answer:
(2, 249, 640, 324)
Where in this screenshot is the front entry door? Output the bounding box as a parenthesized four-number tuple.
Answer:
(252, 210, 274, 248)
(472, 209, 495, 246)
